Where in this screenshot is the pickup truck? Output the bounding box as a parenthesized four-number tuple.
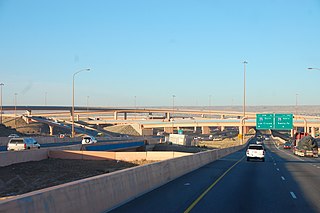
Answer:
(246, 144, 265, 162)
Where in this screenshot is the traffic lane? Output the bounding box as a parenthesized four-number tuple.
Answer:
(189, 144, 315, 213)
(109, 149, 247, 213)
(266, 140, 320, 212)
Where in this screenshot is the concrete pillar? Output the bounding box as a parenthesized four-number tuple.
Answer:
(164, 127, 174, 134)
(49, 125, 54, 136)
(220, 126, 225, 131)
(290, 129, 294, 137)
(201, 114, 205, 118)
(221, 115, 225, 119)
(124, 112, 127, 120)
(201, 126, 210, 134)
(166, 112, 171, 120)
(194, 126, 197, 133)
(311, 127, 316, 137)
(239, 126, 243, 135)
(76, 115, 80, 122)
(114, 111, 118, 120)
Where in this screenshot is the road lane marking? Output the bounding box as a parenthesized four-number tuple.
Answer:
(184, 156, 245, 213)
(276, 168, 280, 171)
(281, 176, 285, 181)
(290, 192, 297, 199)
(274, 163, 277, 166)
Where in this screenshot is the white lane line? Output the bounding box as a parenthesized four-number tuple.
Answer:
(290, 192, 297, 199)
(281, 176, 285, 181)
(276, 168, 280, 171)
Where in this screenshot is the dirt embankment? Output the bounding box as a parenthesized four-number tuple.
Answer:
(0, 158, 156, 198)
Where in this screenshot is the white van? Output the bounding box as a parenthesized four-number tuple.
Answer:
(7, 138, 40, 151)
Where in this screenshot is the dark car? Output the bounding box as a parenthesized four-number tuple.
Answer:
(283, 142, 291, 149)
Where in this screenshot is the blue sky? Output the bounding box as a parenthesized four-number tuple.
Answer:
(0, 0, 319, 107)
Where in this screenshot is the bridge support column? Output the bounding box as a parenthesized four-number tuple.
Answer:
(76, 115, 80, 122)
(201, 126, 210, 134)
(239, 126, 243, 135)
(311, 127, 316, 137)
(164, 127, 174, 134)
(220, 126, 225, 131)
(194, 126, 198, 133)
(166, 112, 171, 120)
(49, 125, 54, 136)
(114, 112, 118, 120)
(124, 112, 127, 120)
(290, 129, 295, 137)
(221, 115, 225, 119)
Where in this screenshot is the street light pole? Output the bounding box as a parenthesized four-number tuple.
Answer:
(0, 83, 4, 124)
(72, 68, 91, 138)
(14, 93, 18, 128)
(243, 61, 248, 118)
(243, 61, 248, 141)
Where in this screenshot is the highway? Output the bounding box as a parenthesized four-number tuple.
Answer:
(109, 138, 320, 213)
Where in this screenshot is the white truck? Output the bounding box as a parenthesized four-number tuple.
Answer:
(246, 144, 265, 162)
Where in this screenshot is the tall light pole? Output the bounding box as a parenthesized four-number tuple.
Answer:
(243, 61, 248, 118)
(172, 95, 176, 120)
(14, 93, 18, 128)
(72, 68, 91, 138)
(243, 61, 248, 140)
(0, 83, 4, 124)
(134, 96, 137, 119)
(86, 96, 89, 112)
(295, 93, 298, 118)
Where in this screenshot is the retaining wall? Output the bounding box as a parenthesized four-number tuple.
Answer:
(0, 142, 248, 213)
(0, 137, 81, 146)
(0, 145, 82, 167)
(48, 150, 192, 161)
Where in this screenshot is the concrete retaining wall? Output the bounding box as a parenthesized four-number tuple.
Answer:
(0, 145, 82, 167)
(48, 150, 192, 161)
(0, 142, 247, 213)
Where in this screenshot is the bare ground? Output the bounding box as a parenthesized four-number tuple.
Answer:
(0, 158, 156, 199)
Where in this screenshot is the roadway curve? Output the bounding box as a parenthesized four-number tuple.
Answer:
(109, 138, 320, 213)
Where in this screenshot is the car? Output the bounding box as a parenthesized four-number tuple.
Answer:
(7, 137, 40, 151)
(8, 134, 20, 138)
(81, 136, 97, 144)
(246, 144, 265, 162)
(283, 142, 292, 149)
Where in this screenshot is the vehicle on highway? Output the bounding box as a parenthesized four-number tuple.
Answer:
(81, 135, 97, 144)
(8, 134, 20, 138)
(246, 144, 265, 162)
(283, 142, 292, 149)
(293, 135, 318, 158)
(7, 137, 40, 151)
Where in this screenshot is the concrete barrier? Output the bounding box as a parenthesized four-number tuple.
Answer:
(0, 145, 82, 167)
(0, 141, 248, 213)
(48, 150, 193, 161)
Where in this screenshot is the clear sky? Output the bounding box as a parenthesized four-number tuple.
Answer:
(1, 0, 319, 107)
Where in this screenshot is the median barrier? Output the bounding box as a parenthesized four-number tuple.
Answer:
(0, 141, 248, 213)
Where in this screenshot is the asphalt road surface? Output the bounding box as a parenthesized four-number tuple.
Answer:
(109, 138, 320, 213)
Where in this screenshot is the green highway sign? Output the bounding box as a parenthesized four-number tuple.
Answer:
(256, 114, 274, 129)
(256, 113, 293, 130)
(274, 114, 293, 130)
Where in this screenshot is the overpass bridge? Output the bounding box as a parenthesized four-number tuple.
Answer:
(2, 106, 320, 138)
